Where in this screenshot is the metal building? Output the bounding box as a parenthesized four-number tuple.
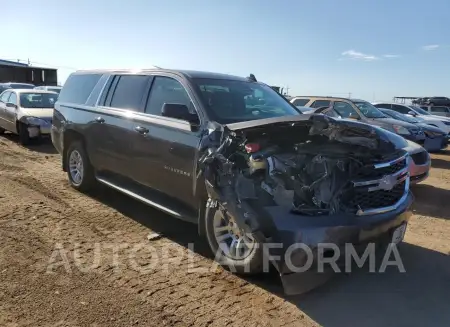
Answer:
(0, 59, 58, 86)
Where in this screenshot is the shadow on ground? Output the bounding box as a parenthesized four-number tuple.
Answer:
(87, 185, 450, 327)
(1, 133, 57, 154)
(290, 242, 450, 327)
(431, 158, 450, 170)
(411, 183, 450, 220)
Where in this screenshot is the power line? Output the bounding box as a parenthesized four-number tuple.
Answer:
(2, 58, 78, 70)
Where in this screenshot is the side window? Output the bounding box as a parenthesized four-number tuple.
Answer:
(392, 104, 410, 114)
(333, 101, 360, 119)
(58, 73, 102, 104)
(310, 100, 331, 108)
(109, 75, 150, 111)
(145, 77, 191, 116)
(374, 103, 391, 109)
(8, 93, 17, 105)
(0, 91, 10, 103)
(292, 98, 310, 106)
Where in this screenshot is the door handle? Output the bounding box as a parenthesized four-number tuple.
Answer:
(134, 126, 149, 134)
(95, 116, 105, 123)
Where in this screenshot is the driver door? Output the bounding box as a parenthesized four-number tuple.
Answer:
(0, 91, 11, 130)
(4, 92, 18, 132)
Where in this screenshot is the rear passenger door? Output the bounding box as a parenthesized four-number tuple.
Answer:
(130, 75, 202, 207)
(94, 74, 152, 178)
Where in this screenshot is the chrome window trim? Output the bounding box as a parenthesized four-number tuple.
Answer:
(57, 102, 193, 132)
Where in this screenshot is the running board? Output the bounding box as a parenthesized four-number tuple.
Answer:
(96, 177, 196, 222)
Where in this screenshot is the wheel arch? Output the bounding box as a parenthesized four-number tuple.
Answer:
(62, 129, 86, 172)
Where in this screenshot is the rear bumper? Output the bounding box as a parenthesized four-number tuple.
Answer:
(409, 152, 431, 184)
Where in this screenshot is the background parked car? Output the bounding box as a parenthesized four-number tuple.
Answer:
(418, 105, 450, 117)
(291, 96, 426, 142)
(314, 107, 430, 183)
(379, 108, 448, 152)
(373, 102, 450, 135)
(0, 89, 57, 144)
(34, 85, 62, 94)
(413, 96, 450, 106)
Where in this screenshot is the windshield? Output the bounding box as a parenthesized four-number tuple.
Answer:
(193, 78, 300, 124)
(410, 106, 430, 115)
(353, 101, 387, 118)
(19, 93, 58, 108)
(381, 109, 419, 123)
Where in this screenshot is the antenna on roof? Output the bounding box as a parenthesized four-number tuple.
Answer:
(153, 65, 162, 69)
(247, 74, 257, 82)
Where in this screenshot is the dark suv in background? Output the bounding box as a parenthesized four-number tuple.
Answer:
(51, 69, 412, 294)
(413, 97, 450, 106)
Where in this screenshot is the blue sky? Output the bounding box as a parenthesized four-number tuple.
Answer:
(3, 0, 450, 101)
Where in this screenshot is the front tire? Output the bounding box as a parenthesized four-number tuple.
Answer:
(205, 203, 264, 274)
(0, 127, 5, 135)
(66, 141, 96, 191)
(18, 123, 30, 145)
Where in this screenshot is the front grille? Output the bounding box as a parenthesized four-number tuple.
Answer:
(346, 154, 409, 215)
(411, 151, 428, 165)
(347, 180, 406, 211)
(356, 157, 407, 179)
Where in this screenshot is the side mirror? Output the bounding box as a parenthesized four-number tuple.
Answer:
(6, 102, 17, 109)
(161, 103, 199, 124)
(408, 111, 417, 116)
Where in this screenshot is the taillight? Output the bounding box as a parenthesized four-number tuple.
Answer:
(245, 143, 260, 153)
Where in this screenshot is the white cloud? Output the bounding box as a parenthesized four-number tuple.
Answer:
(341, 50, 379, 61)
(422, 44, 440, 51)
(383, 54, 401, 58)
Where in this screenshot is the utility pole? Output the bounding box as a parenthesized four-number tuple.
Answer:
(348, 92, 352, 98)
(285, 86, 290, 96)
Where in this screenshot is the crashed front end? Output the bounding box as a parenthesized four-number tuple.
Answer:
(200, 114, 413, 294)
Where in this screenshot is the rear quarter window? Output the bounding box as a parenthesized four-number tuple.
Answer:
(310, 100, 331, 108)
(58, 73, 103, 105)
(292, 98, 310, 106)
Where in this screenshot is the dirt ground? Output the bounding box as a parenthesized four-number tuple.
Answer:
(0, 134, 449, 327)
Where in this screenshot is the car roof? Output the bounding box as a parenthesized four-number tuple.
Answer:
(291, 96, 366, 102)
(13, 89, 58, 94)
(373, 102, 410, 106)
(74, 68, 249, 82)
(1, 82, 35, 86)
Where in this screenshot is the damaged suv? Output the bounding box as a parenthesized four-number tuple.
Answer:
(52, 70, 413, 294)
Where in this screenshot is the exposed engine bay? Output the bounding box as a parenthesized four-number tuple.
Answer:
(200, 115, 409, 220)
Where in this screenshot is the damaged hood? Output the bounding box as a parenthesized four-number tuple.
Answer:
(226, 114, 408, 151)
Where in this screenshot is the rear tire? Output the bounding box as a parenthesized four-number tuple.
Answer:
(18, 123, 30, 145)
(66, 141, 96, 191)
(205, 203, 264, 275)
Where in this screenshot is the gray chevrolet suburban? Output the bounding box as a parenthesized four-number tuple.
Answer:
(52, 69, 412, 294)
